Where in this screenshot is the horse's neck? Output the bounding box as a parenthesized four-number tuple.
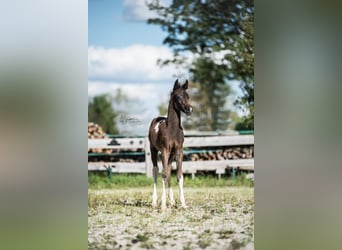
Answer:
(166, 101, 182, 132)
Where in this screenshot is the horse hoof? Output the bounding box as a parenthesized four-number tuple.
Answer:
(181, 205, 188, 210)
(161, 206, 167, 211)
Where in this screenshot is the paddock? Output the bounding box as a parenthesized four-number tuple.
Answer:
(88, 186, 254, 250)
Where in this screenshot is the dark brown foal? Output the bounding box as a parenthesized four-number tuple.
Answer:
(148, 79, 192, 210)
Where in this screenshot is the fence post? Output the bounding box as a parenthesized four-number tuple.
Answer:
(106, 166, 112, 181)
(231, 167, 237, 179)
(145, 137, 153, 177)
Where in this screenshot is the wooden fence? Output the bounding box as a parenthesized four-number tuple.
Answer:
(88, 135, 254, 178)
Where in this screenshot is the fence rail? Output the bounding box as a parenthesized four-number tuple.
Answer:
(88, 135, 254, 178)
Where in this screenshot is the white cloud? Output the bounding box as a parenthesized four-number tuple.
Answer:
(88, 80, 173, 135)
(87, 43, 245, 134)
(122, 0, 169, 21)
(88, 80, 170, 103)
(88, 45, 181, 83)
(88, 44, 191, 133)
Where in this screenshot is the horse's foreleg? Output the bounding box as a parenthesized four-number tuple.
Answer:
(167, 155, 175, 206)
(151, 148, 158, 208)
(176, 150, 187, 209)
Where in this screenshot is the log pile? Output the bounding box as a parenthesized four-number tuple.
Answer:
(88, 122, 112, 154)
(88, 122, 108, 139)
(188, 146, 254, 161)
(88, 150, 145, 163)
(88, 122, 145, 161)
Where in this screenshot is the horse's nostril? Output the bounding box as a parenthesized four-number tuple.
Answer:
(185, 107, 192, 115)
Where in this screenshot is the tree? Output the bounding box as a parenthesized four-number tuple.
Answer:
(183, 58, 231, 131)
(182, 80, 210, 130)
(88, 94, 119, 134)
(192, 57, 231, 131)
(227, 4, 254, 129)
(157, 101, 168, 116)
(147, 0, 254, 129)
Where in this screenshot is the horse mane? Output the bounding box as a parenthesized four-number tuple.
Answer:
(155, 116, 166, 123)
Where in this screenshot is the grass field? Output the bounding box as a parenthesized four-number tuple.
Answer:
(88, 174, 254, 250)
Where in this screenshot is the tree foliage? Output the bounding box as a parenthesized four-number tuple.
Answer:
(187, 58, 231, 131)
(157, 101, 168, 116)
(147, 0, 254, 129)
(88, 94, 119, 134)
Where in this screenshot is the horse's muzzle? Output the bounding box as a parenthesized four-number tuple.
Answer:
(185, 106, 193, 116)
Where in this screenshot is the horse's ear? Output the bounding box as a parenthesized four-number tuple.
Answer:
(182, 80, 189, 90)
(173, 79, 181, 91)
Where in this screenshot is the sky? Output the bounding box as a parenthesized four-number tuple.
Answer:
(88, 0, 243, 135)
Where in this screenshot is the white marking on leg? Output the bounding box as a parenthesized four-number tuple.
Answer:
(178, 175, 187, 208)
(152, 166, 158, 208)
(161, 179, 167, 211)
(152, 183, 158, 208)
(169, 186, 175, 206)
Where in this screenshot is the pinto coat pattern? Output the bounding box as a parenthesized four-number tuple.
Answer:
(148, 79, 192, 210)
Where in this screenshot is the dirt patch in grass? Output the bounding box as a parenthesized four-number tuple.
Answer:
(88, 187, 254, 250)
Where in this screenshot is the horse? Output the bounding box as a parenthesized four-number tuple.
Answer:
(148, 79, 193, 210)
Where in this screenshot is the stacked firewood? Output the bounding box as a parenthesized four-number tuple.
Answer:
(88, 122, 108, 139)
(89, 147, 113, 154)
(88, 123, 144, 161)
(88, 123, 112, 154)
(188, 146, 254, 161)
(88, 151, 145, 163)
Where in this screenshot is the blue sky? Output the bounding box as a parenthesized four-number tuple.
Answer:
(88, 0, 167, 48)
(88, 0, 243, 135)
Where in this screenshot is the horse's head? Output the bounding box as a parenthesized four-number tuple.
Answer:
(171, 79, 193, 116)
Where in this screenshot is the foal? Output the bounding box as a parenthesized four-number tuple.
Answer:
(148, 79, 192, 210)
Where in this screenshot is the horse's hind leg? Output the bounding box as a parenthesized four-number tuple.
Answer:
(161, 150, 171, 211)
(167, 154, 175, 206)
(151, 147, 159, 208)
(176, 150, 187, 209)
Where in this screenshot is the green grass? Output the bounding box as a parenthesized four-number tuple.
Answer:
(88, 172, 253, 189)
(88, 172, 153, 189)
